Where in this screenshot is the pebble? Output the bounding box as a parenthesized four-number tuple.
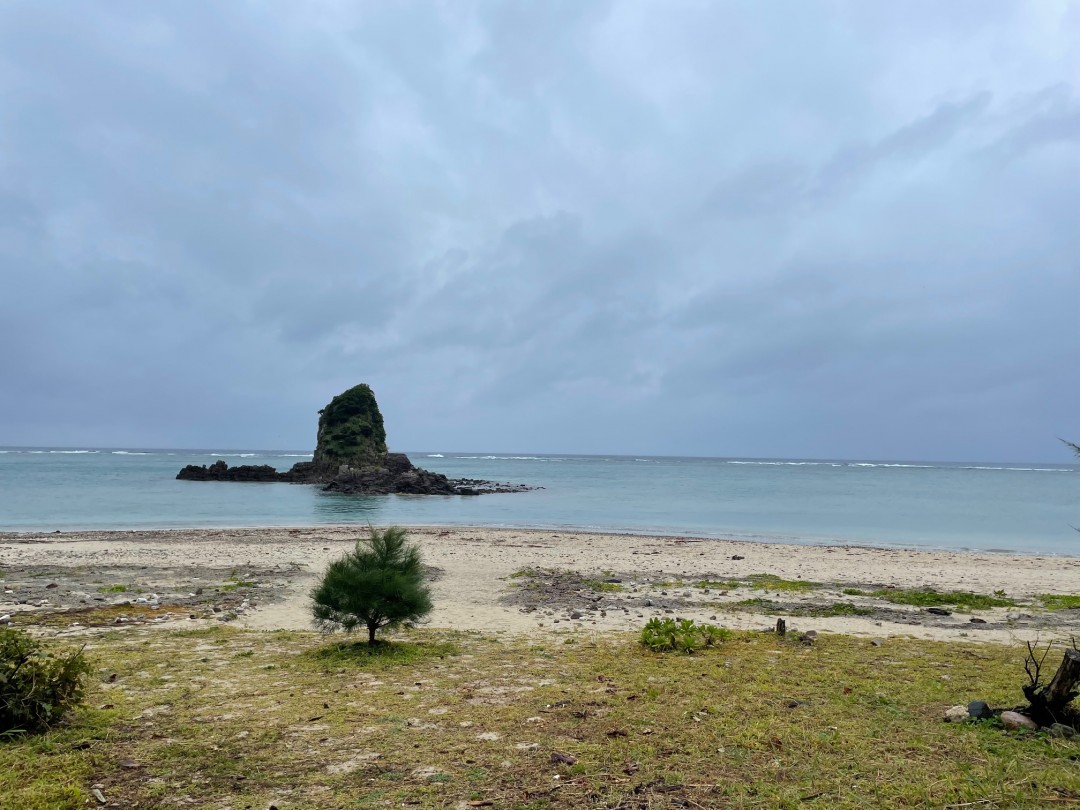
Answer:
(969, 617, 987, 624)
(1049, 723, 1078, 739)
(871, 639, 883, 647)
(1000, 711, 1038, 731)
(0, 615, 10, 624)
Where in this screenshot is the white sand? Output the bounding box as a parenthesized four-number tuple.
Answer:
(2, 525, 1079, 643)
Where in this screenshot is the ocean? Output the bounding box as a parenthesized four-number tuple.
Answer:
(0, 448, 1077, 554)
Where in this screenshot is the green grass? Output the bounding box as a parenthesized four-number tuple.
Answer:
(2, 626, 1079, 809)
(694, 579, 742, 590)
(581, 579, 624, 593)
(872, 589, 1016, 610)
(746, 573, 819, 591)
(219, 579, 256, 592)
(842, 588, 868, 596)
(1038, 594, 1080, 611)
(730, 599, 874, 618)
(95, 584, 137, 594)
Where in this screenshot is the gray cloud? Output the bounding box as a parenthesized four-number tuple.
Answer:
(1, 1, 1078, 461)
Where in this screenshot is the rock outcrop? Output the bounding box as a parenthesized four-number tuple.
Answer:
(177, 384, 537, 496)
(311, 383, 388, 475)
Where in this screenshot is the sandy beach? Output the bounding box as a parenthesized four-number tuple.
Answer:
(2, 525, 1079, 643)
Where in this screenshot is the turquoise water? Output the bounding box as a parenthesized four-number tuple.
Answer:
(0, 448, 1077, 554)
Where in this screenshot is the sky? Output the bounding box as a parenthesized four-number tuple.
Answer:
(1, 1, 1079, 462)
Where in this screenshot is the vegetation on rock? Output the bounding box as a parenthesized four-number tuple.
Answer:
(311, 527, 433, 645)
(312, 383, 388, 469)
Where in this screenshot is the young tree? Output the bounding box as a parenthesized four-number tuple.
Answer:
(311, 526, 433, 646)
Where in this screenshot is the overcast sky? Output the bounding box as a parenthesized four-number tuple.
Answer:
(2, 1, 1079, 461)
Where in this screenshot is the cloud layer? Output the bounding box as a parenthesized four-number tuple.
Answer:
(2, 1, 1079, 461)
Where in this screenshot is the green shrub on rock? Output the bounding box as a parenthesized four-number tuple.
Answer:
(0, 627, 93, 735)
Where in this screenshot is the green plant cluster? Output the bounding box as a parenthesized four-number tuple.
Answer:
(0, 628, 93, 735)
(639, 617, 732, 653)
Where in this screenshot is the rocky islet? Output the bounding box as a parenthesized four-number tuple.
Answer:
(177, 383, 537, 496)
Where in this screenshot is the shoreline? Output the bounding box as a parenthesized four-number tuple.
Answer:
(3, 525, 1080, 643)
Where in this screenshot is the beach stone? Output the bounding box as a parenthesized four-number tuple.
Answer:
(1049, 723, 1078, 739)
(927, 607, 952, 616)
(969, 617, 987, 624)
(1000, 711, 1038, 731)
(871, 639, 883, 647)
(732, 555, 744, 561)
(570, 611, 583, 620)
(944, 705, 969, 723)
(967, 701, 993, 720)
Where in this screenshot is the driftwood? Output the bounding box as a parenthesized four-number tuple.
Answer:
(1022, 645, 1080, 726)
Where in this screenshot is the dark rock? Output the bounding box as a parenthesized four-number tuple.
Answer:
(176, 383, 538, 496)
(969, 617, 987, 624)
(177, 460, 283, 481)
(732, 555, 745, 561)
(927, 607, 952, 616)
(1049, 723, 1078, 739)
(967, 700, 993, 720)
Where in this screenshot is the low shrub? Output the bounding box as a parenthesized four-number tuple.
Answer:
(640, 618, 732, 653)
(0, 627, 93, 735)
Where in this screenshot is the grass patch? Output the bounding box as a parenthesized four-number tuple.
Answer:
(729, 599, 873, 618)
(300, 638, 460, 671)
(95, 584, 139, 594)
(694, 579, 742, 590)
(508, 567, 623, 593)
(3, 626, 1079, 809)
(7, 603, 193, 629)
(746, 573, 818, 591)
(219, 579, 256, 592)
(872, 589, 1016, 610)
(581, 578, 624, 593)
(1038, 594, 1080, 611)
(842, 587, 868, 596)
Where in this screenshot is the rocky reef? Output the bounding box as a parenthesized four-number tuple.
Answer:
(177, 384, 536, 496)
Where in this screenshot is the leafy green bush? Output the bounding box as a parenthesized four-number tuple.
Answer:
(0, 628, 93, 735)
(312, 526, 433, 646)
(640, 618, 732, 653)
